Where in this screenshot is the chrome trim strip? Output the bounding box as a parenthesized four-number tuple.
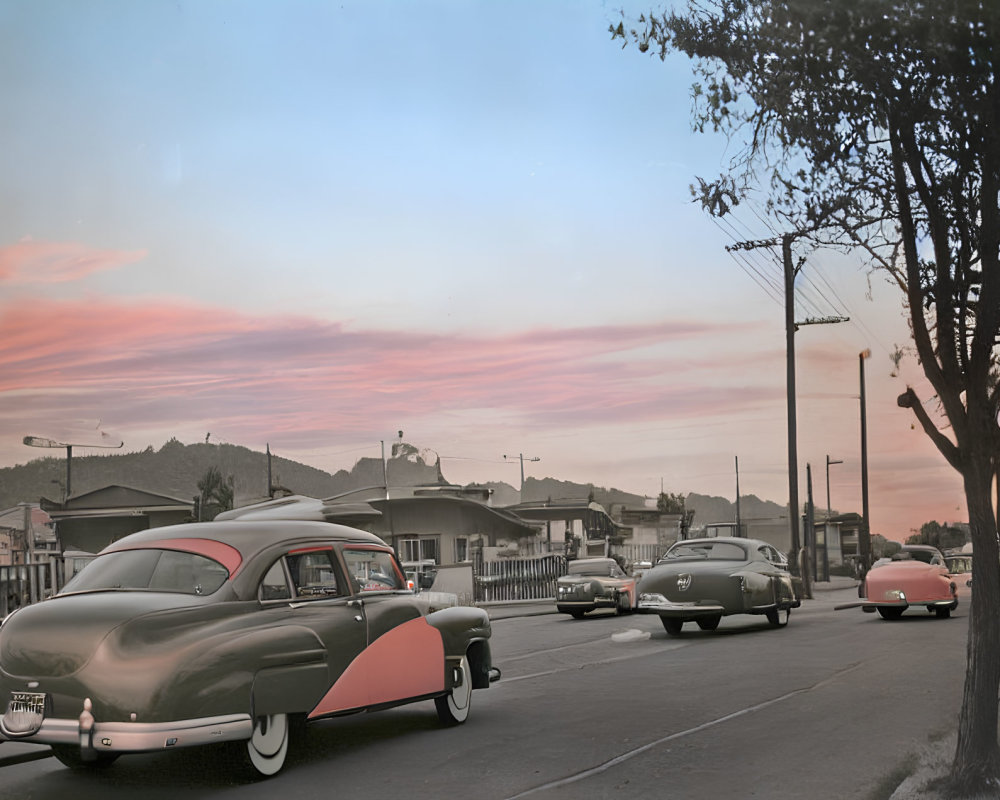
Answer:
(637, 601, 726, 615)
(0, 713, 253, 751)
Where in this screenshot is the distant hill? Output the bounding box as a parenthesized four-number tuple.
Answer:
(0, 438, 445, 510)
(0, 440, 786, 526)
(685, 492, 789, 530)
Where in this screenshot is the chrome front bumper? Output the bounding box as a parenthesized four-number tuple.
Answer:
(637, 599, 726, 617)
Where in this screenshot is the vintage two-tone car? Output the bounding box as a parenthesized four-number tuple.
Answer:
(838, 544, 958, 620)
(636, 537, 800, 634)
(0, 519, 498, 777)
(555, 557, 637, 618)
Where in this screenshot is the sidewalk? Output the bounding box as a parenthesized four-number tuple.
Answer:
(808, 575, 860, 593)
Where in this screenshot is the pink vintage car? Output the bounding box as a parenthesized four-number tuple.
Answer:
(840, 545, 958, 620)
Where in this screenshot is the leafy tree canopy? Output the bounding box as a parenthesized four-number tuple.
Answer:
(656, 491, 687, 514)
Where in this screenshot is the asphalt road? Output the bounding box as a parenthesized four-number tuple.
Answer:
(0, 582, 972, 800)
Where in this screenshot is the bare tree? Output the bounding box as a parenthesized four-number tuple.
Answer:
(613, 1, 1000, 791)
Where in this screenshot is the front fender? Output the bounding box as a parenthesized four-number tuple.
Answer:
(425, 606, 493, 689)
(425, 606, 491, 652)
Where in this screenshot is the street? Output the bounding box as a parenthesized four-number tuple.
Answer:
(0, 582, 971, 800)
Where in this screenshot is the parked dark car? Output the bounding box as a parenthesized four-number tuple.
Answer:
(0, 520, 497, 777)
(555, 557, 637, 618)
(637, 537, 800, 634)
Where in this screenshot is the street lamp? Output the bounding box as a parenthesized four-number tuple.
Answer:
(825, 455, 843, 517)
(504, 453, 540, 493)
(23, 430, 123, 499)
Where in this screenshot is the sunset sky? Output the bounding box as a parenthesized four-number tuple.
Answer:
(0, 0, 967, 542)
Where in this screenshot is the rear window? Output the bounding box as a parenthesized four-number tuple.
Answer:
(663, 542, 748, 561)
(61, 549, 230, 596)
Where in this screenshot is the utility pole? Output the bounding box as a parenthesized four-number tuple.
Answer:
(729, 233, 848, 573)
(824, 455, 842, 582)
(504, 453, 540, 492)
(266, 443, 273, 498)
(735, 455, 742, 537)
(859, 350, 872, 571)
(805, 463, 816, 588)
(782, 234, 802, 564)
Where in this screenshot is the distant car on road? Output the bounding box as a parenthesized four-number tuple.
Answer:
(841, 544, 958, 620)
(0, 520, 498, 777)
(636, 537, 800, 634)
(556, 557, 637, 618)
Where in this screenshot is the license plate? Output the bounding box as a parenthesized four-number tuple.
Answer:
(3, 691, 46, 736)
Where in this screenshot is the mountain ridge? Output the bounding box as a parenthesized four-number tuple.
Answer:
(0, 439, 786, 526)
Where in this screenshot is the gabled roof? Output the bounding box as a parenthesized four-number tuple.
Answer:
(41, 485, 193, 518)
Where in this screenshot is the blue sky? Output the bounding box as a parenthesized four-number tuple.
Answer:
(0, 0, 966, 540)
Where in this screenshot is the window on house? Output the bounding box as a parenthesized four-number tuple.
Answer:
(455, 537, 468, 562)
(400, 538, 420, 562)
(419, 538, 439, 563)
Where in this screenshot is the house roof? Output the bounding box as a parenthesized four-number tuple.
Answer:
(40, 485, 193, 515)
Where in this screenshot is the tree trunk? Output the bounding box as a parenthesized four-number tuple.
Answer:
(950, 440, 1000, 792)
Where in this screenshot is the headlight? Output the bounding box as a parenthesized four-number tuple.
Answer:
(883, 589, 906, 601)
(639, 593, 667, 604)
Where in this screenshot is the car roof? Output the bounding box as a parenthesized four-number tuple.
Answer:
(101, 519, 389, 563)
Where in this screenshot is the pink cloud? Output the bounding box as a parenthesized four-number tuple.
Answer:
(0, 239, 146, 284)
(0, 296, 766, 436)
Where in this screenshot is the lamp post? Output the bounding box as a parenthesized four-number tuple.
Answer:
(23, 431, 123, 499)
(504, 453, 540, 492)
(825, 455, 843, 516)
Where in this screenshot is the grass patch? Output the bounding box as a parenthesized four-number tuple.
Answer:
(868, 753, 919, 800)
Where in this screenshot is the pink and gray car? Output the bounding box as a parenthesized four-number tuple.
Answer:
(0, 520, 498, 777)
(839, 544, 958, 620)
(555, 557, 637, 618)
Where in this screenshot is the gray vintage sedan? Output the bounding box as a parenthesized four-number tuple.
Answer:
(0, 520, 498, 777)
(637, 537, 800, 634)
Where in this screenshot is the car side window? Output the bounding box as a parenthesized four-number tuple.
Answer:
(286, 550, 341, 598)
(343, 548, 403, 593)
(259, 560, 291, 601)
(759, 545, 783, 567)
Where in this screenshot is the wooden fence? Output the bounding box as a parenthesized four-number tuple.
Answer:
(1, 561, 63, 618)
(474, 553, 567, 602)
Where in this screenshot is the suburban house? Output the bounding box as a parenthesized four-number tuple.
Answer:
(40, 485, 195, 554)
(222, 484, 542, 567)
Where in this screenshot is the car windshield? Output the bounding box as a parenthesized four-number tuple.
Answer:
(61, 549, 230, 596)
(904, 549, 941, 565)
(663, 542, 747, 561)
